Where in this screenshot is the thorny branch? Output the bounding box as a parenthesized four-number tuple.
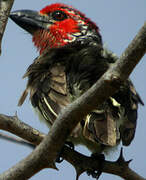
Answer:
(0, 114, 145, 180)
(0, 0, 14, 55)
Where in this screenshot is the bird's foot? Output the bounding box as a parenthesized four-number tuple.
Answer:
(87, 153, 105, 179)
(55, 141, 74, 163)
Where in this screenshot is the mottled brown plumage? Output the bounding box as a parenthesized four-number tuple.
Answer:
(18, 43, 143, 153)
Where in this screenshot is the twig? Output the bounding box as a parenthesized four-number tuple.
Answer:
(0, 0, 14, 55)
(0, 132, 35, 148)
(0, 114, 45, 145)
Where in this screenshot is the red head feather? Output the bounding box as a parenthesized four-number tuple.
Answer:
(32, 3, 99, 54)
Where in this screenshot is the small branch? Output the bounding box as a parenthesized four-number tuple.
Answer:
(0, 114, 45, 145)
(0, 0, 14, 55)
(0, 114, 145, 180)
(0, 132, 34, 148)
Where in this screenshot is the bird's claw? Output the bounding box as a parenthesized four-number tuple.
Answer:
(65, 141, 74, 149)
(87, 169, 101, 179)
(55, 155, 64, 163)
(55, 141, 74, 163)
(87, 153, 105, 179)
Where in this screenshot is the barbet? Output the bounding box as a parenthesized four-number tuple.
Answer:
(10, 3, 143, 154)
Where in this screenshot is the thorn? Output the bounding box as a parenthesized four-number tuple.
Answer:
(76, 173, 80, 180)
(116, 148, 132, 167)
(75, 168, 84, 180)
(117, 147, 125, 164)
(49, 163, 58, 171)
(125, 159, 133, 166)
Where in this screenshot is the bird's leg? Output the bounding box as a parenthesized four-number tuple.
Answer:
(87, 153, 105, 179)
(55, 141, 74, 163)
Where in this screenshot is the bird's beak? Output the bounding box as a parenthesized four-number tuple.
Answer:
(10, 10, 50, 34)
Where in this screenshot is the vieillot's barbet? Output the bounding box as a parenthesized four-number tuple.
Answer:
(10, 2, 143, 175)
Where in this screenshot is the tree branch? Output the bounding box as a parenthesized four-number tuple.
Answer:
(0, 114, 45, 145)
(0, 0, 14, 55)
(0, 114, 145, 180)
(0, 132, 34, 148)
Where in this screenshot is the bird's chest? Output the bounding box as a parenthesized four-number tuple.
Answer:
(66, 64, 97, 102)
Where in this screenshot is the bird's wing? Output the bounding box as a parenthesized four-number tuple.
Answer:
(19, 64, 69, 124)
(37, 64, 70, 125)
(82, 80, 144, 147)
(82, 100, 119, 147)
(118, 80, 144, 146)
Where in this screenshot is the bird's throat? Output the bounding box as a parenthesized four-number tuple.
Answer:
(32, 29, 68, 54)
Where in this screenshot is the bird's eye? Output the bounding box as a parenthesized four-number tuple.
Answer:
(51, 10, 67, 21)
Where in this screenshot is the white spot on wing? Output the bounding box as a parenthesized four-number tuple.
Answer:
(110, 97, 121, 107)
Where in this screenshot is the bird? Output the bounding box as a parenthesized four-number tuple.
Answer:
(10, 3, 143, 155)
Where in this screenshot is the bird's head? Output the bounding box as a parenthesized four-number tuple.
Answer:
(10, 3, 102, 54)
